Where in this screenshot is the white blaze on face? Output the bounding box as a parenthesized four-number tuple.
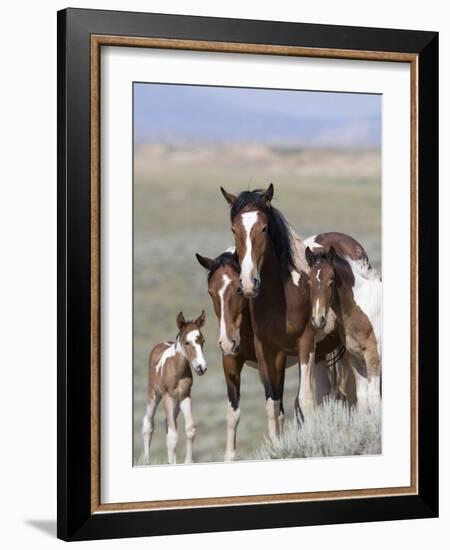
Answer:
(240, 211, 259, 292)
(218, 274, 233, 352)
(314, 268, 322, 319)
(185, 329, 206, 372)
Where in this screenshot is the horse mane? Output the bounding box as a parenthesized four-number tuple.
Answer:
(310, 251, 355, 288)
(206, 252, 241, 282)
(230, 189, 296, 277)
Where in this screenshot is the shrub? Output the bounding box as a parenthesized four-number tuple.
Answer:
(253, 399, 381, 460)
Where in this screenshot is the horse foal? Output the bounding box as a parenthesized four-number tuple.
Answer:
(306, 246, 382, 413)
(142, 311, 207, 465)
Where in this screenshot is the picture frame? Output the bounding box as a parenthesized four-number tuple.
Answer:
(57, 7, 438, 541)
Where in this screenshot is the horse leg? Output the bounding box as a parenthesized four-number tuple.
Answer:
(254, 337, 282, 444)
(315, 355, 334, 404)
(331, 351, 356, 406)
(296, 324, 316, 422)
(364, 343, 381, 414)
(341, 351, 357, 407)
(223, 354, 244, 462)
(180, 396, 196, 464)
(350, 356, 369, 412)
(142, 387, 161, 462)
(275, 352, 286, 433)
(163, 394, 179, 465)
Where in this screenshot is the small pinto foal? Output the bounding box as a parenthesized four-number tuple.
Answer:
(142, 311, 207, 464)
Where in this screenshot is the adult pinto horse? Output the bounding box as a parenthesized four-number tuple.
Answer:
(220, 184, 319, 441)
(196, 251, 259, 460)
(196, 250, 304, 459)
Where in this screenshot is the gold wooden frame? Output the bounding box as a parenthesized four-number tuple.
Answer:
(90, 35, 419, 514)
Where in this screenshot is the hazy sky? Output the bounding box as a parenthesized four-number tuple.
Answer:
(134, 83, 381, 147)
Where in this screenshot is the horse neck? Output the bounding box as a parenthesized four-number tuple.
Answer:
(333, 275, 356, 321)
(240, 300, 254, 341)
(174, 341, 191, 376)
(260, 238, 285, 293)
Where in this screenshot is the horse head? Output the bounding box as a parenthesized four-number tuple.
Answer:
(305, 246, 339, 330)
(196, 251, 245, 355)
(220, 183, 295, 298)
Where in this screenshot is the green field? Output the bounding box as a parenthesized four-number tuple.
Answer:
(133, 144, 381, 465)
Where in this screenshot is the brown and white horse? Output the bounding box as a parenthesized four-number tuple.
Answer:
(142, 311, 207, 464)
(196, 250, 260, 460)
(220, 184, 321, 441)
(305, 246, 382, 412)
(196, 248, 347, 457)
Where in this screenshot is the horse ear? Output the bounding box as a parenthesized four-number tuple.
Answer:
(195, 310, 206, 327)
(305, 246, 314, 267)
(176, 312, 186, 330)
(220, 187, 236, 206)
(195, 253, 214, 271)
(262, 183, 274, 203)
(327, 246, 338, 262)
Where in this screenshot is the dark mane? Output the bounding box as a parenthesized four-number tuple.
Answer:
(207, 252, 241, 282)
(310, 251, 355, 287)
(230, 189, 296, 276)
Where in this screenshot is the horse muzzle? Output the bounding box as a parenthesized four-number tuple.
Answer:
(312, 314, 327, 330)
(239, 276, 260, 298)
(219, 336, 240, 356)
(193, 363, 207, 376)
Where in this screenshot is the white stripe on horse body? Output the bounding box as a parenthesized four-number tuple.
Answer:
(347, 259, 382, 359)
(303, 235, 323, 250)
(347, 260, 382, 411)
(290, 270, 301, 286)
(155, 342, 177, 373)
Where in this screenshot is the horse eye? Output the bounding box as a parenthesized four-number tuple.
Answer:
(231, 228, 236, 234)
(261, 226, 268, 233)
(329, 280, 335, 287)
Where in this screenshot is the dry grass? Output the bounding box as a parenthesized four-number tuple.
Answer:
(253, 400, 381, 461)
(133, 144, 381, 465)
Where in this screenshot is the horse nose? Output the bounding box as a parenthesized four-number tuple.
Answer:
(239, 275, 260, 297)
(219, 338, 229, 353)
(231, 338, 239, 353)
(196, 364, 207, 376)
(319, 315, 326, 328)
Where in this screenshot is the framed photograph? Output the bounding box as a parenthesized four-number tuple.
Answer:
(57, 8, 438, 541)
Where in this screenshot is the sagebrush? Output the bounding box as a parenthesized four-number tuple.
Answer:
(253, 399, 381, 460)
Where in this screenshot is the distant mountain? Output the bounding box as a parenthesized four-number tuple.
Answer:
(134, 85, 381, 148)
